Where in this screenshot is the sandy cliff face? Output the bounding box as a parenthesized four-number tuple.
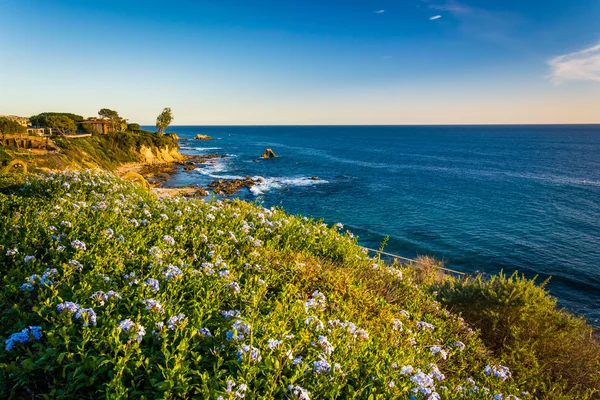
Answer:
(137, 145, 184, 163)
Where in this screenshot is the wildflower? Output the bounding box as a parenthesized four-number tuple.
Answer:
(162, 235, 175, 246)
(411, 370, 436, 396)
(267, 339, 283, 350)
(163, 265, 183, 280)
(454, 341, 466, 351)
(303, 291, 327, 312)
(6, 248, 18, 256)
(56, 245, 66, 252)
(198, 327, 212, 337)
(429, 364, 445, 381)
(292, 356, 304, 366)
(124, 272, 139, 286)
(167, 314, 187, 330)
(218, 269, 230, 278)
(20, 283, 34, 292)
(416, 321, 435, 331)
(257, 279, 265, 286)
(57, 301, 81, 314)
(237, 345, 261, 362)
(175, 225, 183, 232)
(91, 291, 108, 305)
(117, 234, 125, 242)
(24, 255, 36, 263)
(484, 365, 512, 382)
(227, 281, 241, 293)
(106, 290, 121, 300)
(117, 319, 146, 342)
(60, 220, 72, 228)
(149, 246, 162, 258)
(431, 346, 448, 360)
(71, 240, 87, 251)
(118, 319, 134, 331)
(400, 365, 414, 375)
(354, 328, 369, 340)
(312, 335, 334, 355)
(144, 278, 160, 293)
(160, 213, 169, 220)
(75, 308, 97, 326)
(225, 380, 248, 398)
(288, 385, 311, 400)
(392, 318, 403, 331)
(69, 260, 84, 271)
(142, 299, 165, 313)
(5, 326, 43, 351)
(311, 358, 332, 374)
(304, 316, 324, 331)
(152, 321, 166, 337)
(221, 310, 241, 320)
(399, 310, 410, 319)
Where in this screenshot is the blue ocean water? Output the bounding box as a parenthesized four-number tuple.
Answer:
(148, 125, 600, 324)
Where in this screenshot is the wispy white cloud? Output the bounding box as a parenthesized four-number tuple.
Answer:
(549, 43, 600, 84)
(374, 10, 385, 14)
(421, 0, 522, 44)
(429, 15, 442, 20)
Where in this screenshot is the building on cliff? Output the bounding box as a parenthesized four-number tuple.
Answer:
(80, 118, 114, 134)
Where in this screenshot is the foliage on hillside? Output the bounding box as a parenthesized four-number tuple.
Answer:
(1, 131, 178, 172)
(0, 118, 27, 135)
(0, 172, 533, 399)
(29, 113, 83, 127)
(433, 274, 600, 399)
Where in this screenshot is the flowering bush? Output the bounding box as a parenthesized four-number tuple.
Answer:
(0, 171, 535, 398)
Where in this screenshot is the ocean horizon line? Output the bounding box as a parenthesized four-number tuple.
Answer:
(139, 123, 600, 128)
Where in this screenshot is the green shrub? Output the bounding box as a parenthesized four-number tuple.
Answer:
(0, 118, 26, 135)
(434, 273, 600, 399)
(0, 171, 526, 399)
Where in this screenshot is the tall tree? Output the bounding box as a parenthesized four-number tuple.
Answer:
(0, 117, 27, 135)
(47, 115, 77, 135)
(30, 112, 83, 127)
(156, 107, 173, 134)
(98, 108, 125, 132)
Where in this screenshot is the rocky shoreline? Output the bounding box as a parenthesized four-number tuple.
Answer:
(122, 140, 278, 198)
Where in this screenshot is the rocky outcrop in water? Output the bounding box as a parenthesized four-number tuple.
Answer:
(195, 134, 214, 140)
(261, 148, 277, 159)
(208, 176, 262, 195)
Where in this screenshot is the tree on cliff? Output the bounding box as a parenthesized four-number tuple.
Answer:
(98, 108, 127, 132)
(47, 115, 77, 135)
(0, 117, 27, 135)
(29, 112, 83, 128)
(156, 108, 173, 134)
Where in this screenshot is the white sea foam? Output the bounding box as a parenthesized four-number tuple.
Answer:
(249, 177, 328, 195)
(180, 146, 222, 151)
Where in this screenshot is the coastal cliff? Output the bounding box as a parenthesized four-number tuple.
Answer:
(0, 131, 182, 172)
(137, 144, 184, 164)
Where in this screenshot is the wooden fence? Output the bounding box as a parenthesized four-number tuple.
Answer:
(363, 247, 466, 277)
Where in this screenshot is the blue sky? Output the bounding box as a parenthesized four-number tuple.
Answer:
(1, 0, 599, 124)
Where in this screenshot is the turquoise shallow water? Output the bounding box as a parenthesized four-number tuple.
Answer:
(146, 125, 600, 325)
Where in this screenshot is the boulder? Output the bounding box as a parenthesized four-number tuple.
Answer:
(261, 148, 277, 159)
(195, 134, 214, 140)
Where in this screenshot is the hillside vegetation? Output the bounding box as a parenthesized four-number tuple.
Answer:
(1, 131, 180, 172)
(0, 172, 598, 399)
